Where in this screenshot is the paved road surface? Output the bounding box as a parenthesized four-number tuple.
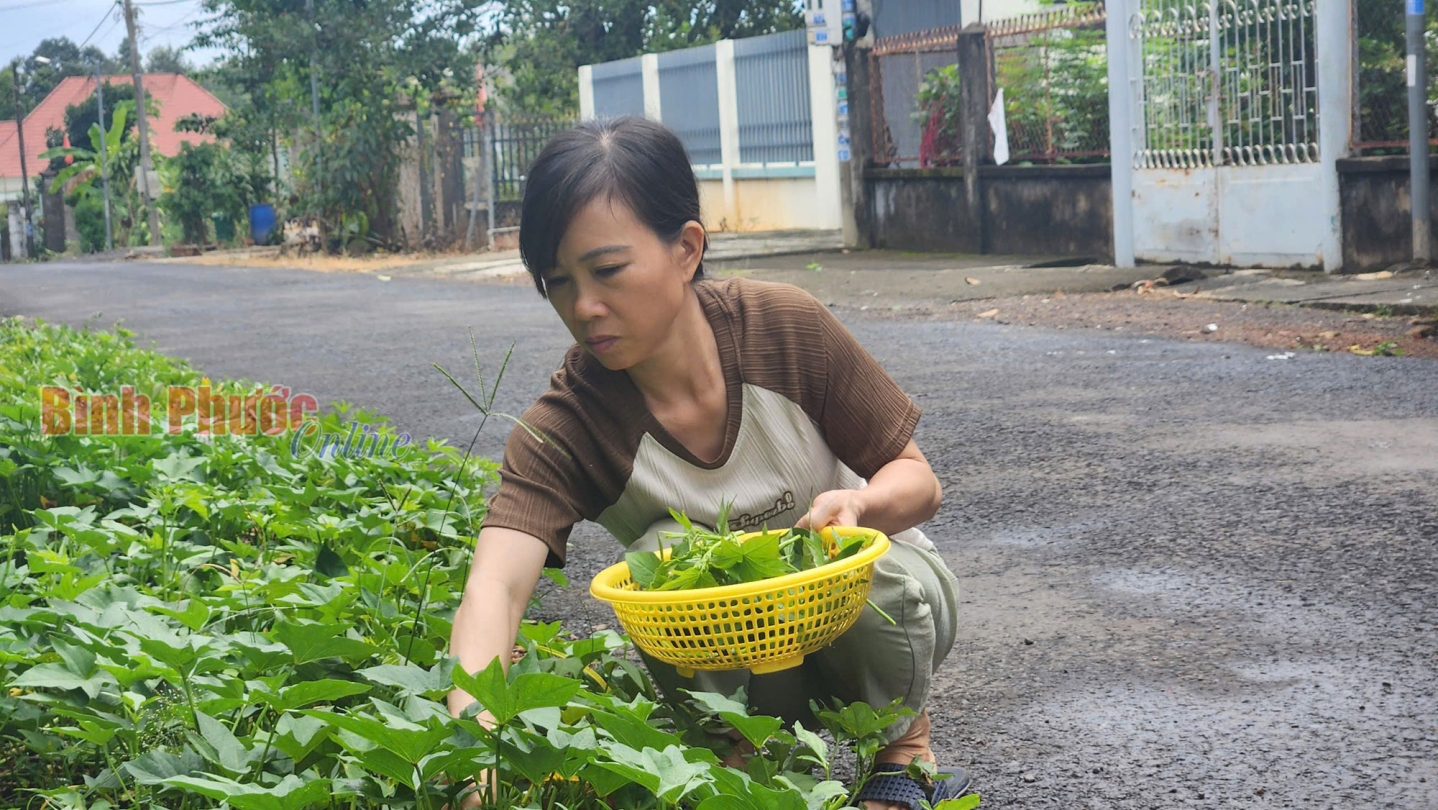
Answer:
(3, 260, 1435, 809)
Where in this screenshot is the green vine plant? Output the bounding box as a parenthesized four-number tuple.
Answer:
(0, 318, 980, 810)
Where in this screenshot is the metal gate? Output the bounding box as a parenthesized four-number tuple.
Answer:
(1128, 0, 1326, 266)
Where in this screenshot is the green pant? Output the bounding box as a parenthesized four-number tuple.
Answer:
(629, 538, 960, 743)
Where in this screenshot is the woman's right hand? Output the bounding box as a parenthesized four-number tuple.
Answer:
(447, 525, 545, 810)
(443, 707, 497, 810)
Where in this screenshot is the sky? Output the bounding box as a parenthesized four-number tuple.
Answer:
(1, 0, 224, 70)
(0, 0, 1042, 76)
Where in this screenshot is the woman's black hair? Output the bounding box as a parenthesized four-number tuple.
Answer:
(518, 116, 708, 298)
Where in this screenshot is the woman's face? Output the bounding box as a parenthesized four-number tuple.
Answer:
(545, 196, 704, 371)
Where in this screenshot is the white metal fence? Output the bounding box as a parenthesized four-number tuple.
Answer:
(1133, 0, 1318, 168)
(734, 30, 814, 164)
(657, 45, 723, 166)
(586, 30, 816, 168)
(580, 29, 844, 232)
(591, 57, 646, 119)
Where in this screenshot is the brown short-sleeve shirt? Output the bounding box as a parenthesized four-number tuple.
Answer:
(484, 277, 932, 567)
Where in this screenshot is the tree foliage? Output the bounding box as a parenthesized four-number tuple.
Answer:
(63, 82, 138, 155)
(159, 141, 244, 244)
(647, 0, 804, 52)
(1354, 0, 1438, 146)
(38, 100, 154, 250)
(486, 0, 802, 115)
(0, 37, 123, 120)
(194, 0, 488, 243)
(993, 26, 1108, 161)
(144, 45, 195, 75)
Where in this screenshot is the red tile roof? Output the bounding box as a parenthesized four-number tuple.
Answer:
(0, 74, 228, 180)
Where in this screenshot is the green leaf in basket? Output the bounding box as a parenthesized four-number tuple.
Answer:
(802, 529, 828, 571)
(668, 508, 694, 532)
(830, 531, 870, 562)
(626, 551, 661, 589)
(734, 532, 794, 583)
(708, 537, 745, 571)
(655, 565, 712, 592)
(629, 508, 871, 593)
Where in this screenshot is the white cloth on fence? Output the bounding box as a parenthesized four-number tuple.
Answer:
(988, 88, 1010, 166)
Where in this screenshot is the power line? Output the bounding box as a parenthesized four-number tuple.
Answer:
(139, 5, 204, 39)
(83, 16, 125, 53)
(0, 1, 118, 62)
(0, 0, 90, 10)
(80, 0, 123, 49)
(136, 0, 201, 6)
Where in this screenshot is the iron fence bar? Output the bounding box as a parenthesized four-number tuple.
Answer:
(987, 4, 1108, 38)
(867, 7, 1113, 167)
(872, 24, 963, 55)
(1209, 0, 1221, 165)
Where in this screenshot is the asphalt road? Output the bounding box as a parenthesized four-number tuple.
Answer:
(3, 260, 1436, 809)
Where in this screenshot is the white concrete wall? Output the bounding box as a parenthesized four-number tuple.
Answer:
(698, 175, 836, 231)
(580, 38, 844, 234)
(1315, 0, 1352, 272)
(1105, 0, 1136, 267)
(714, 40, 741, 226)
(807, 44, 844, 234)
(578, 65, 595, 121)
(641, 54, 662, 121)
(7, 203, 26, 259)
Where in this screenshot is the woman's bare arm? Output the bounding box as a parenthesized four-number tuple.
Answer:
(796, 438, 942, 535)
(446, 526, 551, 720)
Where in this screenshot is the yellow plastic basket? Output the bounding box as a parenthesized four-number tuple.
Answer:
(589, 527, 891, 677)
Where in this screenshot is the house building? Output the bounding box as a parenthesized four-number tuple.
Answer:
(0, 73, 228, 202)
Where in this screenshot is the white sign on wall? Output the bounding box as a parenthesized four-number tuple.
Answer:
(806, 0, 844, 46)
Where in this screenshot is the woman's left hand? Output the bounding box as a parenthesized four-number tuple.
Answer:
(795, 440, 941, 538)
(795, 489, 867, 530)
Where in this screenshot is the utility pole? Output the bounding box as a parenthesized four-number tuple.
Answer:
(1409, 0, 1430, 263)
(485, 109, 495, 247)
(122, 0, 163, 247)
(306, 0, 322, 180)
(10, 60, 35, 258)
(93, 65, 114, 252)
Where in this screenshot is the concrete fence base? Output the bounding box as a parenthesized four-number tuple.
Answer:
(1339, 157, 1438, 272)
(861, 164, 1113, 260)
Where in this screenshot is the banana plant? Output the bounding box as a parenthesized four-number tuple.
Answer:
(38, 101, 132, 198)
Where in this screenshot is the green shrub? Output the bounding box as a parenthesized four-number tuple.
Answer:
(0, 318, 978, 810)
(72, 193, 108, 253)
(159, 143, 243, 246)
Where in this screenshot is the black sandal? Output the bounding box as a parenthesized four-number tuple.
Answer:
(853, 762, 972, 810)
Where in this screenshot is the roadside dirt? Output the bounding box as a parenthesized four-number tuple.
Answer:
(883, 290, 1438, 360)
(162, 247, 473, 274)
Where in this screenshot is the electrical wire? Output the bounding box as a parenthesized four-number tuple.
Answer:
(139, 5, 204, 39)
(79, 0, 123, 49)
(0, 0, 91, 10)
(0, 1, 118, 64)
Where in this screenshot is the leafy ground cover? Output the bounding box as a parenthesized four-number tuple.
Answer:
(0, 317, 978, 810)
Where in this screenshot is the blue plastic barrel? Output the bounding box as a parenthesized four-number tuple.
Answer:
(249, 203, 277, 245)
